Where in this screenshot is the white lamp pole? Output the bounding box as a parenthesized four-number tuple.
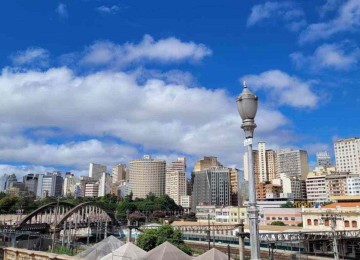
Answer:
(236, 81, 260, 260)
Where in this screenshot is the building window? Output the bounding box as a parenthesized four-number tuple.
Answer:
(307, 219, 312, 226)
(314, 219, 318, 226)
(352, 221, 357, 228)
(345, 220, 350, 227)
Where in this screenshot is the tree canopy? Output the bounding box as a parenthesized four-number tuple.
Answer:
(137, 225, 192, 255)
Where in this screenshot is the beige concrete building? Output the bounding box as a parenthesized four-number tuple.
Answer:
(302, 202, 360, 230)
(63, 172, 76, 197)
(165, 157, 186, 205)
(215, 206, 247, 223)
(129, 155, 166, 199)
(335, 137, 360, 174)
(112, 164, 127, 183)
(229, 168, 239, 205)
(277, 149, 309, 180)
(193, 156, 222, 172)
(84, 182, 99, 197)
(244, 142, 277, 183)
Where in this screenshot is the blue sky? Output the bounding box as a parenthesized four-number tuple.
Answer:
(0, 0, 359, 176)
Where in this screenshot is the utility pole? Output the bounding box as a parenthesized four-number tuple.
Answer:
(321, 214, 342, 260)
(51, 197, 60, 253)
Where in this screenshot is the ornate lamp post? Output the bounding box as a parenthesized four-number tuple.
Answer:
(236, 81, 260, 260)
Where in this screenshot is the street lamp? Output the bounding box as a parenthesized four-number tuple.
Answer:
(236, 81, 260, 260)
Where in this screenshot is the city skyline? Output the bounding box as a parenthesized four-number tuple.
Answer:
(0, 0, 359, 176)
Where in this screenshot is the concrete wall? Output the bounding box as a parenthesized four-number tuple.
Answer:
(3, 247, 75, 260)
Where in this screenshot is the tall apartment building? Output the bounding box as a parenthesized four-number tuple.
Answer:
(277, 149, 309, 180)
(193, 156, 222, 172)
(335, 138, 360, 174)
(0, 174, 8, 192)
(23, 174, 39, 195)
(316, 151, 332, 168)
(84, 182, 99, 197)
(129, 155, 166, 199)
(192, 167, 231, 207)
(347, 175, 360, 195)
(98, 172, 112, 197)
(40, 172, 63, 198)
(63, 172, 76, 197)
(244, 142, 277, 183)
(6, 174, 17, 190)
(325, 172, 351, 197)
(306, 173, 327, 202)
(166, 157, 186, 205)
(112, 164, 127, 183)
(229, 168, 239, 206)
(89, 163, 107, 181)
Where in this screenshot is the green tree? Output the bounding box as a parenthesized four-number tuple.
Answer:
(271, 221, 286, 226)
(280, 201, 294, 208)
(0, 195, 19, 214)
(136, 229, 158, 251)
(137, 225, 192, 255)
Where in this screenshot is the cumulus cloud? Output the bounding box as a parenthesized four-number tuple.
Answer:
(10, 47, 49, 67)
(241, 70, 319, 108)
(247, 1, 306, 31)
(0, 66, 289, 170)
(300, 0, 360, 43)
(56, 3, 68, 18)
(96, 5, 120, 14)
(80, 35, 212, 66)
(291, 42, 360, 71)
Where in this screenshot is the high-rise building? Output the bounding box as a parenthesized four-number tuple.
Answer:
(244, 142, 277, 183)
(89, 163, 107, 181)
(23, 174, 39, 195)
(266, 150, 278, 181)
(129, 155, 166, 199)
(193, 156, 222, 172)
(84, 182, 99, 197)
(112, 164, 127, 183)
(98, 172, 112, 197)
(186, 178, 192, 196)
(277, 149, 309, 180)
(229, 168, 239, 206)
(316, 151, 332, 168)
(306, 174, 327, 202)
(6, 174, 17, 190)
(63, 172, 76, 197)
(78, 176, 93, 197)
(0, 174, 8, 192)
(335, 138, 360, 174)
(40, 172, 63, 198)
(258, 142, 267, 183)
(165, 157, 186, 205)
(192, 167, 231, 207)
(36, 174, 44, 198)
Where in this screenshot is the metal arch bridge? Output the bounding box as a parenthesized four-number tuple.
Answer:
(15, 201, 117, 232)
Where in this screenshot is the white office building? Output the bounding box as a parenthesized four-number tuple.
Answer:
(335, 138, 360, 175)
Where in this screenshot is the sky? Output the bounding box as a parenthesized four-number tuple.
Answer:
(0, 0, 359, 177)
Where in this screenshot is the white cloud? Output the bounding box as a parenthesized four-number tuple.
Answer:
(247, 1, 306, 31)
(56, 3, 68, 18)
(80, 35, 212, 66)
(10, 47, 49, 67)
(291, 43, 360, 71)
(300, 0, 360, 43)
(96, 5, 120, 14)
(0, 66, 289, 170)
(241, 70, 319, 108)
(319, 0, 342, 18)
